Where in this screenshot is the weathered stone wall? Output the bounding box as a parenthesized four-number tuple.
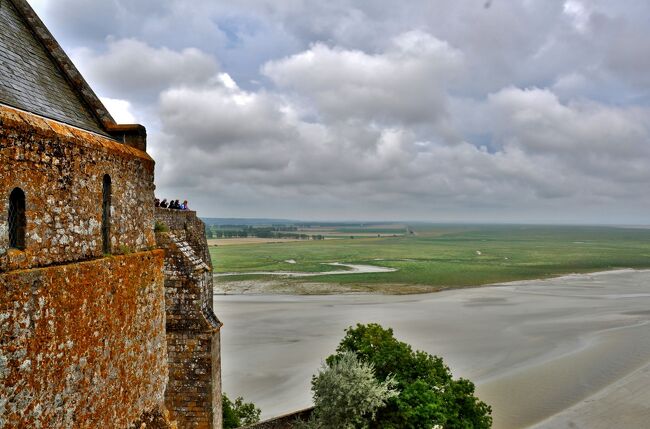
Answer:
(0, 5, 177, 427)
(0, 105, 156, 272)
(128, 408, 176, 429)
(155, 208, 222, 429)
(154, 209, 193, 234)
(0, 250, 168, 428)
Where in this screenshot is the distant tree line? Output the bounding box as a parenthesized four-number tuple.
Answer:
(205, 225, 324, 240)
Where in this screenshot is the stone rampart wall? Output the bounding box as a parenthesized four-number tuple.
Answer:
(154, 208, 195, 233)
(155, 208, 209, 262)
(155, 208, 222, 429)
(0, 250, 168, 428)
(0, 105, 156, 272)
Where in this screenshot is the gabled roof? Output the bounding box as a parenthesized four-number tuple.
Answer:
(0, 0, 146, 147)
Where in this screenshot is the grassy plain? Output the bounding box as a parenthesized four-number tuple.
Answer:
(210, 224, 650, 291)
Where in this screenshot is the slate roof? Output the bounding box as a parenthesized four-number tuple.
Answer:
(0, 0, 115, 135)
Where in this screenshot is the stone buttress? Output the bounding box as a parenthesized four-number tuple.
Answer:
(155, 208, 223, 429)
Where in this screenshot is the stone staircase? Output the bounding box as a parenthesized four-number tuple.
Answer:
(168, 232, 211, 274)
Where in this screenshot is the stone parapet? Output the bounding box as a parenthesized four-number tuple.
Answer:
(155, 208, 209, 262)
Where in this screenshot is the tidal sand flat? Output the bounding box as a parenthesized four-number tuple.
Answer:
(215, 269, 650, 428)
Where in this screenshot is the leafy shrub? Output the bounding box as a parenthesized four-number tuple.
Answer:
(118, 244, 133, 255)
(154, 221, 169, 233)
(328, 323, 492, 429)
(223, 393, 261, 429)
(302, 351, 397, 429)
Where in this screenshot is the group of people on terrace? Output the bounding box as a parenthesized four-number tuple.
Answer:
(155, 198, 189, 211)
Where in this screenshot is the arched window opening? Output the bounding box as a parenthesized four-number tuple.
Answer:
(8, 187, 26, 250)
(102, 175, 112, 254)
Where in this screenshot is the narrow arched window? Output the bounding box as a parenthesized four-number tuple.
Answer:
(102, 175, 112, 254)
(8, 187, 26, 250)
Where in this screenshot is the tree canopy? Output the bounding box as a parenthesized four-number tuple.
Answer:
(326, 323, 492, 429)
(223, 393, 261, 429)
(305, 351, 397, 428)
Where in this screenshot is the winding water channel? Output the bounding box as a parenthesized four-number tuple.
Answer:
(214, 262, 397, 277)
(215, 269, 650, 428)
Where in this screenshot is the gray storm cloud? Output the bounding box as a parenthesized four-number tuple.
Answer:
(30, 0, 650, 223)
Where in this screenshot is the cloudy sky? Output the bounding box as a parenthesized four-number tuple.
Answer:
(28, 0, 650, 223)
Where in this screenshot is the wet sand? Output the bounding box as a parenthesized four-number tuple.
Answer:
(214, 278, 440, 295)
(215, 269, 650, 428)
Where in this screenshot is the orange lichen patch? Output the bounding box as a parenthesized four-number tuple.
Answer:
(12, 109, 52, 133)
(46, 120, 77, 139)
(128, 407, 177, 429)
(0, 104, 25, 124)
(0, 250, 167, 428)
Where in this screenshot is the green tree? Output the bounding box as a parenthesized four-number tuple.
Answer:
(222, 393, 261, 429)
(328, 324, 492, 429)
(303, 351, 398, 429)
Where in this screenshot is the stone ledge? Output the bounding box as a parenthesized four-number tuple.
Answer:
(0, 249, 164, 276)
(0, 103, 154, 162)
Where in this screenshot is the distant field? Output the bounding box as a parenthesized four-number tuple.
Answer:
(208, 237, 309, 246)
(299, 232, 404, 238)
(210, 225, 650, 292)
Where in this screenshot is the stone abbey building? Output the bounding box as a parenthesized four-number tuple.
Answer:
(0, 0, 222, 427)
